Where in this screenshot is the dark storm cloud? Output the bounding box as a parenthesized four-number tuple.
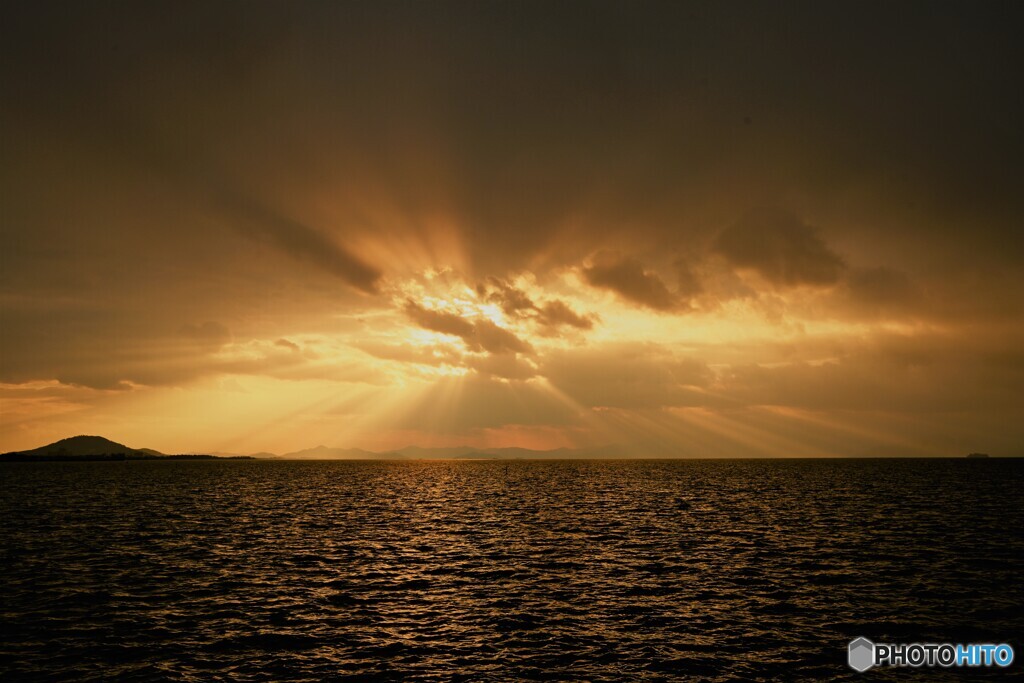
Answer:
(536, 300, 595, 331)
(480, 280, 596, 332)
(3, 0, 1023, 275)
(404, 302, 475, 338)
(101, 122, 384, 294)
(220, 198, 382, 294)
(403, 301, 533, 355)
(713, 208, 845, 287)
(459, 318, 534, 356)
(674, 261, 703, 300)
(833, 266, 925, 319)
(1, 0, 382, 294)
(483, 280, 538, 316)
(582, 252, 680, 311)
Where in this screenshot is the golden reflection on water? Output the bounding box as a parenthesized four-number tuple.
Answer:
(0, 459, 1022, 680)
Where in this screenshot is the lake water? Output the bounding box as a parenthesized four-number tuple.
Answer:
(1, 459, 1021, 681)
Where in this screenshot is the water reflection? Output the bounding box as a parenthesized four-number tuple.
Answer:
(1, 459, 1021, 680)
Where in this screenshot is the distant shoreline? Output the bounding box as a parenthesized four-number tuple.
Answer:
(2, 455, 1018, 463)
(0, 453, 253, 462)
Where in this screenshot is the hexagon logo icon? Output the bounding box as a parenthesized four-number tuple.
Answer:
(848, 637, 875, 672)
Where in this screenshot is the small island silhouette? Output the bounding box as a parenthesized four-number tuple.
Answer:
(0, 435, 252, 462)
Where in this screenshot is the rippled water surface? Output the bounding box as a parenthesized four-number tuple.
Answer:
(1, 459, 1022, 681)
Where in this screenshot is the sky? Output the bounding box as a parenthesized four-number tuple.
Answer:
(2, 1, 1023, 456)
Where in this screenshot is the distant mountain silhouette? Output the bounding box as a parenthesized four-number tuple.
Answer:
(208, 450, 280, 459)
(0, 436, 248, 461)
(279, 445, 590, 460)
(11, 435, 151, 458)
(1, 436, 627, 462)
(281, 445, 405, 459)
(275, 444, 627, 460)
(396, 446, 476, 458)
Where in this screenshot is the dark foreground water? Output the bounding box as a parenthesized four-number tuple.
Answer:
(1, 459, 1022, 682)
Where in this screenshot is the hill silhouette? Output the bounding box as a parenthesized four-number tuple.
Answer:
(13, 435, 153, 458)
(281, 445, 404, 459)
(0, 436, 248, 461)
(276, 444, 626, 460)
(0, 437, 630, 461)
